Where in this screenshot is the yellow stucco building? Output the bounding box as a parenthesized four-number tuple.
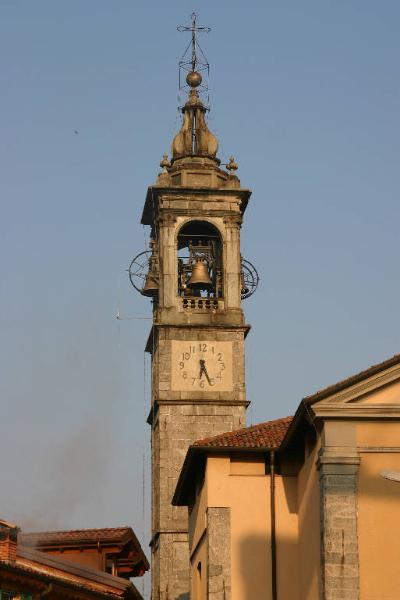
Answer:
(173, 352, 400, 600)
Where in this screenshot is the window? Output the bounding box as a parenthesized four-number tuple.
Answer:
(196, 562, 202, 599)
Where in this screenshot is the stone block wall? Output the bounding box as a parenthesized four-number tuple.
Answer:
(318, 451, 360, 600)
(207, 508, 231, 600)
(151, 403, 245, 599)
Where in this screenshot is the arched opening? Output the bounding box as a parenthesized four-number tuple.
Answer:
(177, 220, 223, 298)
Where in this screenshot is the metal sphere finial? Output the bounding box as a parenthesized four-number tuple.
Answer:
(186, 71, 202, 88)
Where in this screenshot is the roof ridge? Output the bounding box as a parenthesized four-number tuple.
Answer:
(20, 526, 132, 537)
(25, 526, 131, 533)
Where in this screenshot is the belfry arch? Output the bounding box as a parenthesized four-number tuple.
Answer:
(177, 220, 223, 299)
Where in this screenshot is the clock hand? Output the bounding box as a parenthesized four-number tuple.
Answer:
(204, 370, 212, 385)
(199, 359, 205, 379)
(200, 360, 212, 385)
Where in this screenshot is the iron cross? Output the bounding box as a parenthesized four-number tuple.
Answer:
(177, 12, 211, 71)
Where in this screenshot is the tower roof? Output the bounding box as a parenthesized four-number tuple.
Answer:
(146, 13, 246, 200)
(171, 83, 218, 162)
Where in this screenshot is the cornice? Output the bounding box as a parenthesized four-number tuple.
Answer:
(142, 185, 251, 225)
(147, 399, 250, 426)
(312, 404, 400, 418)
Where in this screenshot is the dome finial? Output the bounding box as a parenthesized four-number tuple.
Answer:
(171, 14, 218, 161)
(227, 156, 238, 174)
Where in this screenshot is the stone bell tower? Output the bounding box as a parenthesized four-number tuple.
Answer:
(135, 15, 256, 600)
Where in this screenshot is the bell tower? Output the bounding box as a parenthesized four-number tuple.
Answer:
(129, 14, 258, 600)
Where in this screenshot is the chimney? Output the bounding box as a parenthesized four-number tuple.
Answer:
(0, 519, 19, 563)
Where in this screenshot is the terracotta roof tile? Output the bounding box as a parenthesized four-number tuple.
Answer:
(193, 416, 293, 450)
(19, 527, 132, 546)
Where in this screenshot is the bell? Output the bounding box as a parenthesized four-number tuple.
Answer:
(188, 259, 212, 289)
(142, 272, 159, 297)
(241, 271, 249, 295)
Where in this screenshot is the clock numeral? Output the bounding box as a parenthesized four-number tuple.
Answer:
(217, 372, 222, 381)
(182, 352, 190, 361)
(209, 378, 215, 386)
(199, 379, 205, 389)
(179, 361, 184, 370)
(191, 377, 196, 386)
(217, 352, 223, 361)
(182, 371, 188, 379)
(199, 343, 207, 352)
(220, 363, 225, 370)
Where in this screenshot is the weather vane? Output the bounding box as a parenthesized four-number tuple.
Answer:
(177, 12, 211, 106)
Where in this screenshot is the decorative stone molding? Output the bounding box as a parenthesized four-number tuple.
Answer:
(318, 449, 360, 600)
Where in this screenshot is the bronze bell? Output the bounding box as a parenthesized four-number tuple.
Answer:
(241, 271, 249, 295)
(142, 271, 159, 297)
(188, 259, 212, 289)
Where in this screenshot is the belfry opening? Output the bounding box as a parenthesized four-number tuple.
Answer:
(177, 220, 223, 299)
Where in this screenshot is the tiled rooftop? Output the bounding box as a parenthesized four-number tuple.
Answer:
(19, 527, 132, 546)
(193, 416, 293, 450)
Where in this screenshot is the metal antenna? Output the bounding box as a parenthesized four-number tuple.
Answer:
(177, 12, 211, 107)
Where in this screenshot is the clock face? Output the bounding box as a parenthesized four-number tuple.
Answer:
(171, 341, 233, 392)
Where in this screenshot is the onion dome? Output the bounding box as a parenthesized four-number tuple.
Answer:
(171, 71, 219, 161)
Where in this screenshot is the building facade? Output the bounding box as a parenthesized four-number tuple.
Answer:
(173, 352, 400, 600)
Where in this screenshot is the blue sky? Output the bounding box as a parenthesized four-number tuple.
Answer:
(0, 0, 399, 592)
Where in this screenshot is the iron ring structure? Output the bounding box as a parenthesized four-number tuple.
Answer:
(129, 250, 259, 300)
(241, 258, 259, 300)
(128, 250, 152, 294)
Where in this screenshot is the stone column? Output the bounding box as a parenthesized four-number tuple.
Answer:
(207, 507, 231, 600)
(158, 213, 177, 309)
(318, 449, 361, 600)
(223, 216, 242, 310)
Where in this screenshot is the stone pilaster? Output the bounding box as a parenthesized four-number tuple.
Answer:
(318, 449, 361, 600)
(207, 507, 231, 600)
(222, 216, 242, 310)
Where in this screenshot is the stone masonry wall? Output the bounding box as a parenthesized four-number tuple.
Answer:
(318, 451, 361, 600)
(207, 507, 231, 600)
(151, 403, 245, 600)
